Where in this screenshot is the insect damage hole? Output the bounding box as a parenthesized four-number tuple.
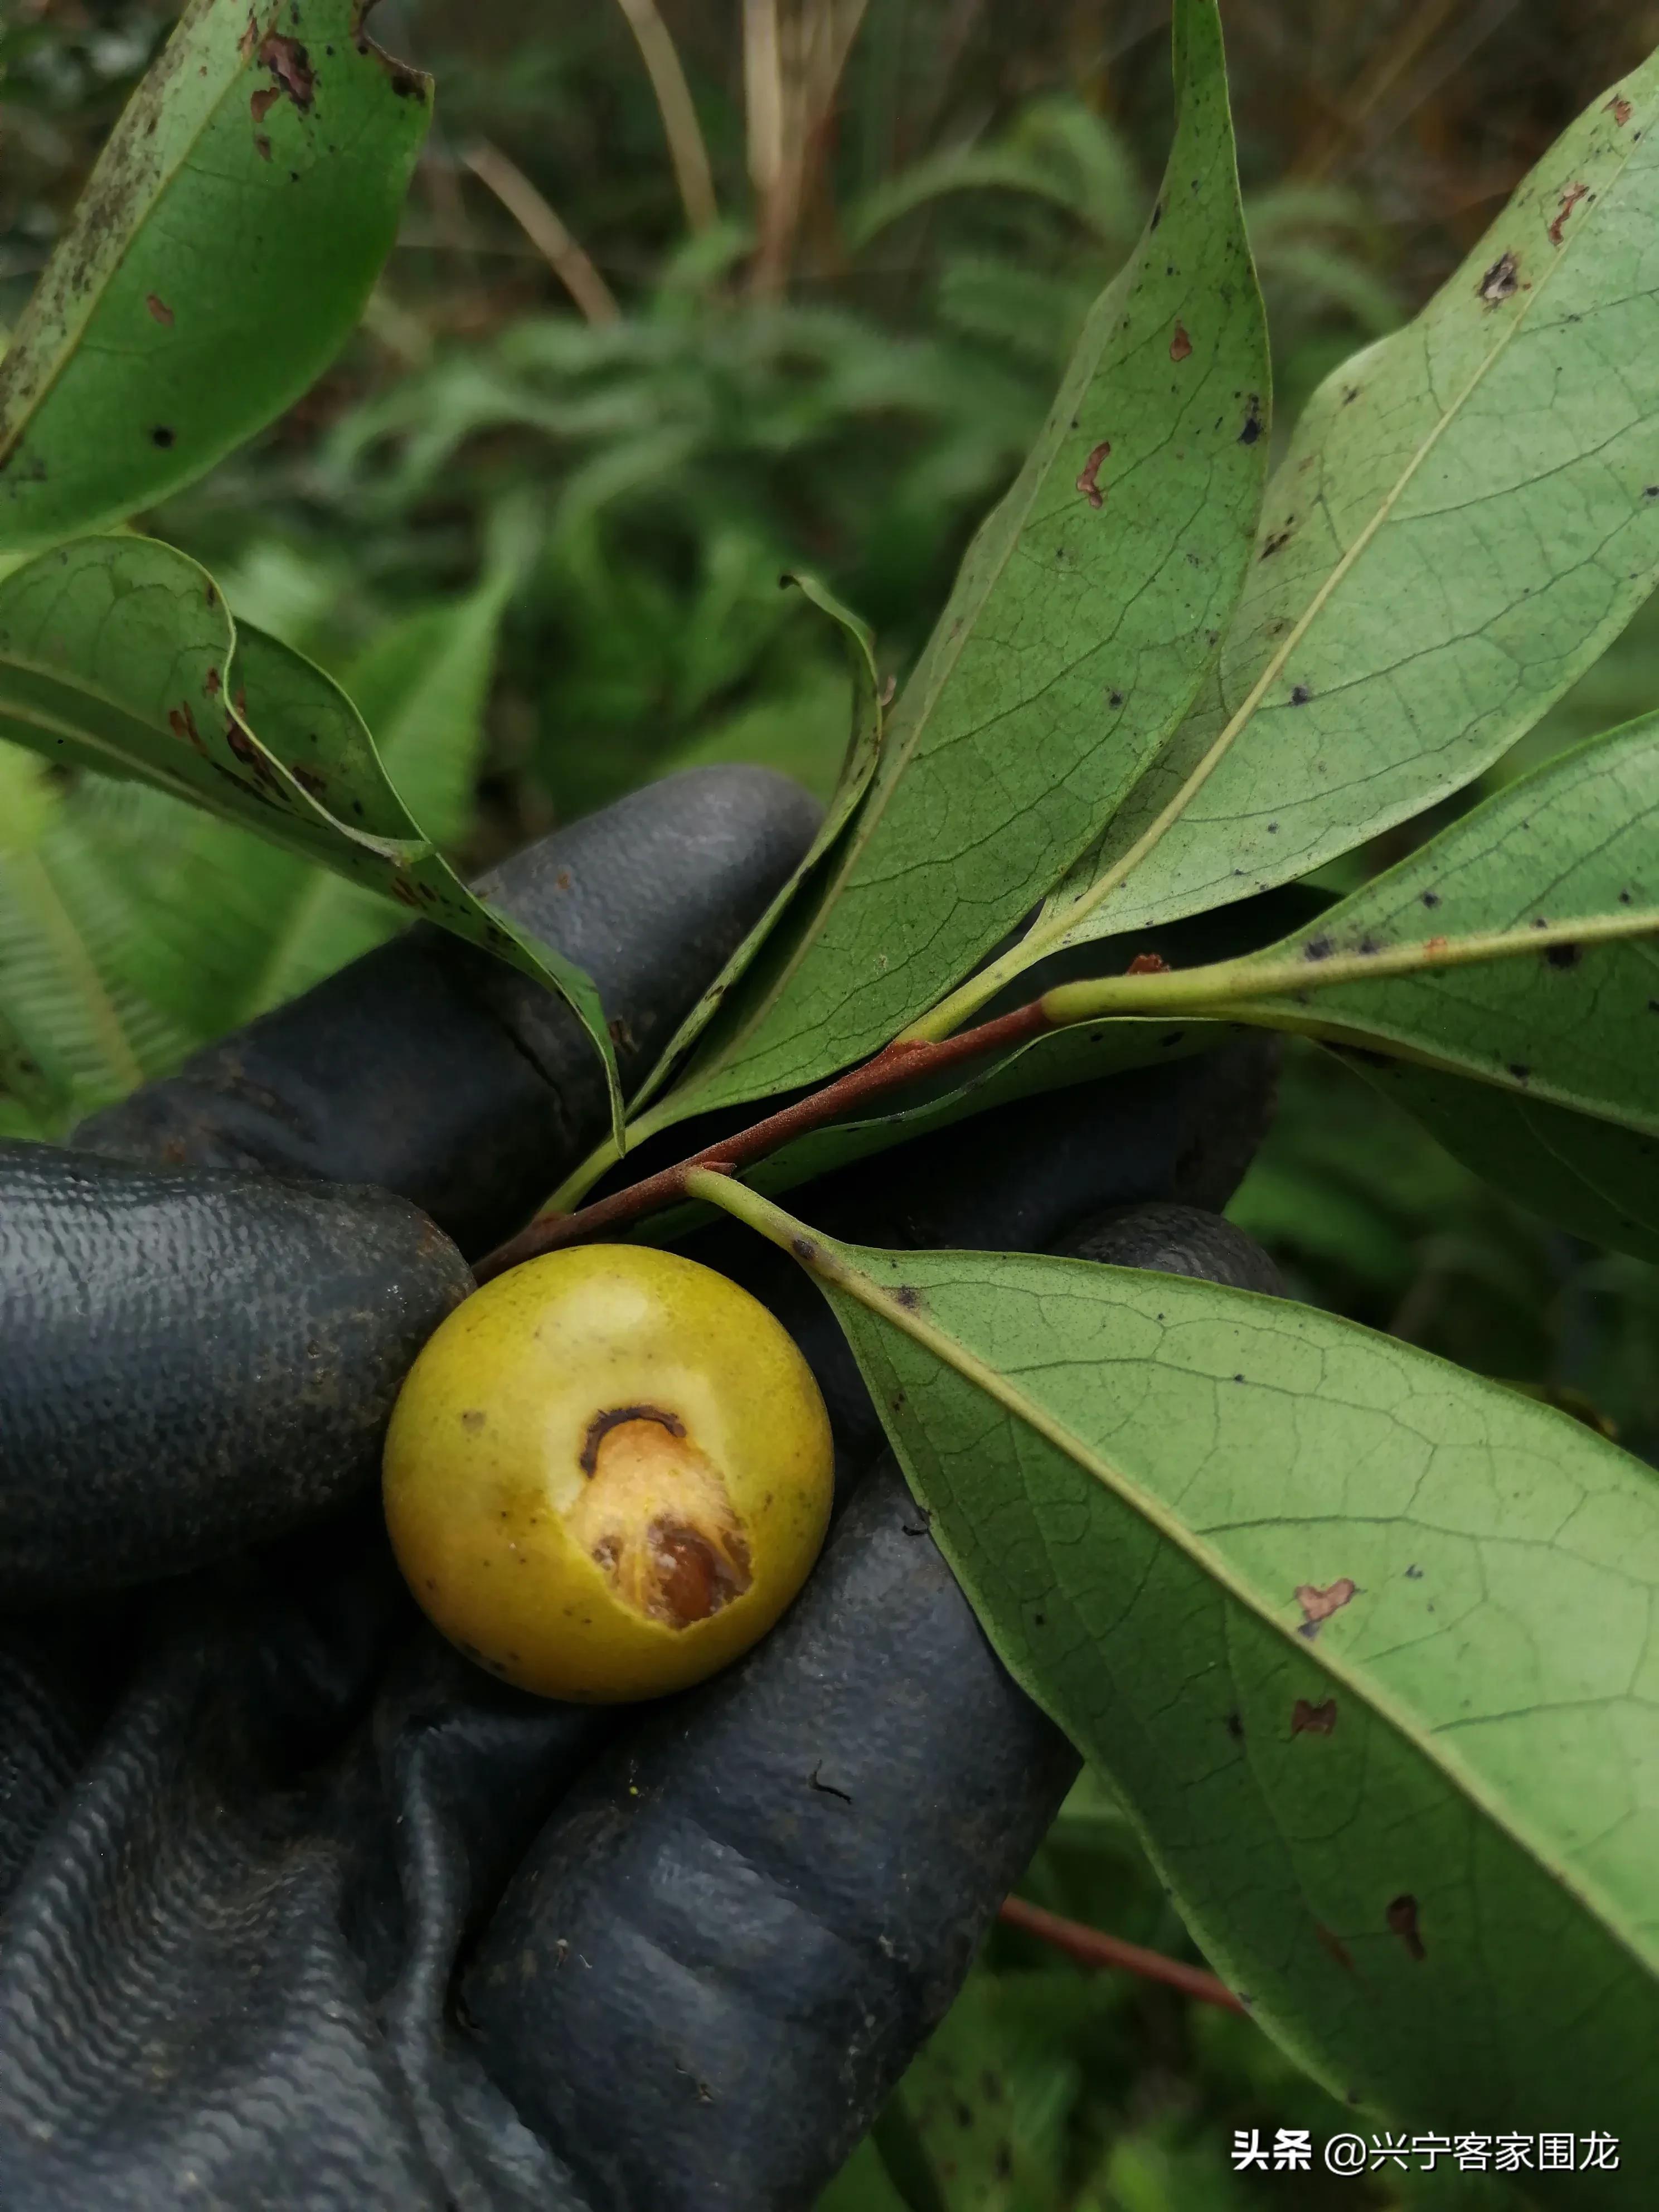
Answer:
(566, 1406, 753, 1629)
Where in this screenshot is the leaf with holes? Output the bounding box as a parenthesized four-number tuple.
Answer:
(735, 1207, 1659, 2186)
(0, 0, 430, 554)
(1041, 46, 1659, 955)
(0, 535, 619, 1124)
(651, 0, 1266, 1120)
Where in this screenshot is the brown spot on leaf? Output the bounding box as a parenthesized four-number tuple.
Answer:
(292, 762, 328, 799)
(250, 84, 281, 127)
(1548, 182, 1589, 247)
(1545, 941, 1581, 968)
(1292, 1696, 1337, 1736)
(894, 1285, 923, 1311)
(145, 293, 173, 327)
(258, 31, 316, 110)
(1295, 1578, 1356, 1637)
(1169, 322, 1192, 362)
(1315, 1923, 1356, 1973)
(151, 425, 176, 448)
(167, 704, 206, 756)
(255, 135, 273, 161)
(608, 1013, 636, 1052)
(1478, 250, 1520, 305)
(225, 722, 280, 794)
(1126, 951, 1171, 976)
(1290, 683, 1312, 705)
(1386, 1893, 1426, 1961)
(1075, 440, 1110, 510)
(1607, 95, 1634, 125)
(460, 1409, 486, 1432)
(1239, 396, 1263, 444)
(204, 667, 222, 696)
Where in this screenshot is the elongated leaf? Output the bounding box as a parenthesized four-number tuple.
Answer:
(0, 536, 619, 1120)
(1355, 1058, 1659, 1265)
(630, 574, 886, 1115)
(239, 561, 518, 1013)
(1047, 46, 1659, 952)
(663, 0, 1266, 1119)
(1181, 720, 1659, 1134)
(761, 1218, 1659, 2183)
(0, 0, 430, 552)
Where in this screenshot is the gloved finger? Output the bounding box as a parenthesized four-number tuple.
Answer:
(0, 1144, 471, 1603)
(460, 1203, 1285, 2212)
(75, 765, 823, 1259)
(0, 765, 821, 1603)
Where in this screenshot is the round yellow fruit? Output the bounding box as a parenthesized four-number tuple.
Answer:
(382, 1243, 835, 1702)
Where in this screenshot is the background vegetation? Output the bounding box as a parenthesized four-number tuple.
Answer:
(4, 2, 1657, 2202)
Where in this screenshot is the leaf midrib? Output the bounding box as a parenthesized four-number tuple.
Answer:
(828, 1242, 1659, 1988)
(697, 255, 1145, 1081)
(1054, 98, 1652, 942)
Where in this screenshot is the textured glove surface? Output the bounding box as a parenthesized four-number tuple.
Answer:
(0, 765, 1284, 2212)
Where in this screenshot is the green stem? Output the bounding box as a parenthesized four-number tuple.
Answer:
(1041, 905, 1659, 1025)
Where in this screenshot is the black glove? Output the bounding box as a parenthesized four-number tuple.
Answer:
(0, 764, 1282, 2212)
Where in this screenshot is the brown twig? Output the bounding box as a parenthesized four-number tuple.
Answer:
(462, 143, 622, 326)
(997, 1895, 1248, 2014)
(612, 0, 720, 234)
(473, 995, 1054, 1283)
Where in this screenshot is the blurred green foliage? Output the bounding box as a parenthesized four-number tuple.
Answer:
(5, 2, 1659, 2200)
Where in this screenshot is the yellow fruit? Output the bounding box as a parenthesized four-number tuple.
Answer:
(382, 1243, 835, 1702)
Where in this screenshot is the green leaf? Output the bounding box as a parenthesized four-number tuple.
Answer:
(731, 1204, 1659, 2181)
(1355, 1058, 1659, 1266)
(628, 573, 887, 1119)
(0, 747, 193, 1131)
(1162, 719, 1659, 1136)
(660, 0, 1267, 1118)
(0, 535, 620, 1124)
(891, 1970, 1074, 2212)
(1045, 45, 1659, 952)
(236, 555, 518, 1013)
(845, 98, 1142, 256)
(813, 2136, 919, 2212)
(0, 0, 431, 553)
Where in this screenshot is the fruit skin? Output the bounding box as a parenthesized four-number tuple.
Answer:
(384, 1245, 834, 1702)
